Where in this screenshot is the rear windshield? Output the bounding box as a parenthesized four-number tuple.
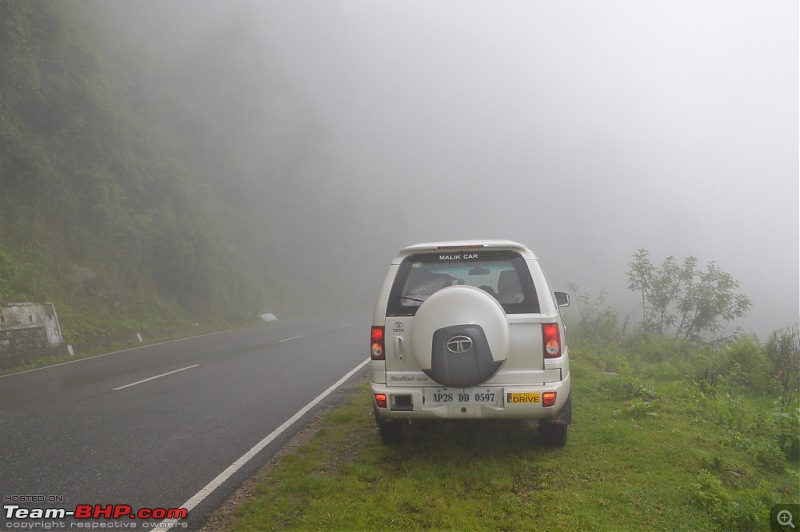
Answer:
(386, 250, 540, 316)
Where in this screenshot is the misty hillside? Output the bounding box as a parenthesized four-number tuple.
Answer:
(0, 1, 364, 342)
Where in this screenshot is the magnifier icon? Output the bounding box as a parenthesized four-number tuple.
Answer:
(778, 510, 796, 529)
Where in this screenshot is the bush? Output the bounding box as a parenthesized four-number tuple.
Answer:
(691, 469, 768, 530)
(716, 335, 774, 396)
(772, 401, 800, 462)
(564, 283, 625, 347)
(766, 327, 800, 408)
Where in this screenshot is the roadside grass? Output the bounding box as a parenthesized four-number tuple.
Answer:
(231, 355, 799, 531)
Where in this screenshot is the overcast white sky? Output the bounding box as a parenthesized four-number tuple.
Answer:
(245, 1, 798, 336)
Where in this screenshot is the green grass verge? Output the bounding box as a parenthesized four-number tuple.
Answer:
(230, 356, 799, 531)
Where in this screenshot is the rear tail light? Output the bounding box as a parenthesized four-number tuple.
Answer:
(374, 393, 387, 408)
(543, 392, 557, 407)
(371, 326, 385, 360)
(542, 323, 562, 358)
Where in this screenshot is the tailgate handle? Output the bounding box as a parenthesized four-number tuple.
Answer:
(394, 336, 404, 360)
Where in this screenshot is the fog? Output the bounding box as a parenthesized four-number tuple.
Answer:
(103, 1, 798, 337)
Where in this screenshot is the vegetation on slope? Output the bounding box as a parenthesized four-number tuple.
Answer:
(0, 1, 361, 342)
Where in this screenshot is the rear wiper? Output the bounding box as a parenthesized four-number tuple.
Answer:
(398, 295, 425, 304)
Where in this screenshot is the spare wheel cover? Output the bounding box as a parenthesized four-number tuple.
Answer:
(411, 285, 510, 388)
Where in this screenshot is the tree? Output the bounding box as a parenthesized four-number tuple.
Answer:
(649, 256, 680, 337)
(627, 249, 653, 327)
(626, 251, 751, 342)
(675, 260, 751, 341)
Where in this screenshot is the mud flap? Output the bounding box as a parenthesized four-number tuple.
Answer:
(542, 390, 572, 425)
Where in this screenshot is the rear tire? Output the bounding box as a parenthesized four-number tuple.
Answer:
(541, 423, 568, 448)
(374, 406, 408, 444)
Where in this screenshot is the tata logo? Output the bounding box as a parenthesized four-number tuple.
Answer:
(446, 335, 473, 354)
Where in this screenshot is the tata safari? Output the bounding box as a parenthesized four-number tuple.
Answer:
(369, 240, 572, 446)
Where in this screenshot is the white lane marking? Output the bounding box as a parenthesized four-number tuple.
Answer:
(158, 357, 370, 528)
(278, 335, 305, 343)
(113, 365, 199, 391)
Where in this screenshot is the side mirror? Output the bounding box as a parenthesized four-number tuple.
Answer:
(554, 291, 570, 307)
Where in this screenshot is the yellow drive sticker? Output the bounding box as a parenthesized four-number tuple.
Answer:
(507, 392, 541, 404)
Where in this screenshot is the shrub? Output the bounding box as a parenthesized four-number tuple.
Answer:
(772, 401, 800, 462)
(766, 327, 800, 408)
(691, 469, 767, 530)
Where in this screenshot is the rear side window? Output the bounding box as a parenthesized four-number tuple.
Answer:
(386, 251, 540, 316)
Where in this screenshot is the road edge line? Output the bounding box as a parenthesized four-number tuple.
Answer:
(158, 357, 370, 528)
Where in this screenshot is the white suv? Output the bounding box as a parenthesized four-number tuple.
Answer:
(369, 240, 572, 446)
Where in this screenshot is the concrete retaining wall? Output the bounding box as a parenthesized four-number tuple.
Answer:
(0, 303, 64, 368)
(0, 303, 63, 350)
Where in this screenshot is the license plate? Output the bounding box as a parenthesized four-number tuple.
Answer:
(506, 392, 541, 404)
(424, 387, 502, 406)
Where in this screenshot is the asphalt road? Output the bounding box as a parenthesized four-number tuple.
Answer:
(0, 314, 371, 529)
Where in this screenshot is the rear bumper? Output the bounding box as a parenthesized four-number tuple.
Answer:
(371, 373, 571, 421)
